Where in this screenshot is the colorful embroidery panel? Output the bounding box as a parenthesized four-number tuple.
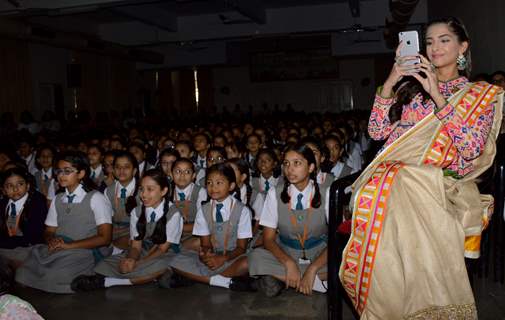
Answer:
(340, 161, 403, 314)
(368, 78, 497, 177)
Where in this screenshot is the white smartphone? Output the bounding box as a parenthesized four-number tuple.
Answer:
(398, 31, 420, 65)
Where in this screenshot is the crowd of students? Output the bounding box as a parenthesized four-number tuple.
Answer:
(0, 111, 376, 299)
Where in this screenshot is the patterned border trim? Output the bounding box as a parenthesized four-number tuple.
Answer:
(404, 303, 477, 320)
(340, 161, 404, 314)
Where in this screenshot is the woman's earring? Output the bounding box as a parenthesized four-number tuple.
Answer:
(456, 54, 467, 71)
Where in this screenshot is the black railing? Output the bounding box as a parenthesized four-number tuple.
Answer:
(327, 172, 361, 320)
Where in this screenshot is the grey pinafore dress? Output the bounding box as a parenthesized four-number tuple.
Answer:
(105, 183, 140, 240)
(15, 191, 112, 293)
(168, 200, 245, 277)
(34, 171, 52, 198)
(248, 185, 328, 277)
(94, 206, 180, 279)
(173, 185, 202, 242)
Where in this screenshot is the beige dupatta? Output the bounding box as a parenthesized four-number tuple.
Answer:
(339, 82, 503, 319)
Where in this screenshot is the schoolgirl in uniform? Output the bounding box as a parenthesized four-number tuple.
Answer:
(192, 133, 210, 172)
(98, 150, 117, 192)
(104, 151, 140, 250)
(87, 144, 105, 187)
(324, 135, 353, 179)
(250, 149, 282, 223)
(226, 158, 252, 206)
(170, 158, 207, 250)
(224, 141, 244, 160)
(15, 151, 113, 293)
(301, 137, 335, 189)
(129, 142, 152, 177)
(166, 163, 252, 289)
(195, 147, 226, 187)
(174, 140, 194, 160)
(71, 169, 183, 291)
(244, 133, 262, 174)
(247, 144, 329, 297)
(34, 144, 57, 203)
(0, 168, 48, 264)
(158, 149, 180, 183)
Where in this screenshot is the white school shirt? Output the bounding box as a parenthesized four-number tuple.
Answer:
(39, 168, 57, 201)
(258, 175, 279, 192)
(196, 155, 207, 168)
(6, 193, 29, 218)
(331, 162, 346, 178)
(239, 184, 247, 204)
(129, 200, 183, 244)
(195, 167, 206, 187)
(251, 192, 265, 221)
(345, 142, 362, 173)
(104, 179, 136, 211)
(259, 181, 330, 229)
(192, 196, 252, 239)
(23, 153, 38, 175)
(138, 161, 146, 175)
(174, 183, 207, 213)
(90, 165, 103, 179)
(45, 184, 112, 227)
(317, 171, 333, 185)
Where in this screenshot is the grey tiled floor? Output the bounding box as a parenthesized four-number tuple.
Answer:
(12, 275, 505, 319)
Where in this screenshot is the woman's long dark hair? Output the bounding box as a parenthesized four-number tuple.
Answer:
(113, 151, 140, 214)
(0, 168, 36, 234)
(134, 169, 171, 244)
(281, 143, 321, 208)
(56, 151, 96, 192)
(391, 17, 471, 117)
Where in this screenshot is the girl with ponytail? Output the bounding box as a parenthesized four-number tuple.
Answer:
(72, 169, 184, 291)
(239, 143, 329, 296)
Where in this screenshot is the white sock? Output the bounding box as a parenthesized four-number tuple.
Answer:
(312, 275, 327, 293)
(104, 277, 132, 288)
(209, 275, 231, 288)
(112, 246, 124, 255)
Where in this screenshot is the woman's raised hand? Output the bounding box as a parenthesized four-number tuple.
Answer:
(382, 43, 419, 97)
(410, 54, 441, 98)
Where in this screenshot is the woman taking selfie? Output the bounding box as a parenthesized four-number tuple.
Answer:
(340, 17, 503, 319)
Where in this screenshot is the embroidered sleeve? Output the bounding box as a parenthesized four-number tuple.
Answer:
(435, 100, 495, 160)
(368, 93, 396, 140)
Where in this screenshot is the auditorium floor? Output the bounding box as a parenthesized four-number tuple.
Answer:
(13, 275, 505, 320)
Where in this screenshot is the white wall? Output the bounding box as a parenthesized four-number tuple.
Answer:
(212, 57, 375, 114)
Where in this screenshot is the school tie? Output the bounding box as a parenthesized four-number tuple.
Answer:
(178, 192, 186, 201)
(200, 160, 204, 168)
(264, 180, 270, 192)
(215, 203, 224, 223)
(295, 194, 304, 210)
(44, 174, 49, 182)
(67, 194, 76, 203)
(90, 171, 96, 180)
(150, 211, 156, 223)
(120, 188, 127, 199)
(10, 203, 16, 218)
